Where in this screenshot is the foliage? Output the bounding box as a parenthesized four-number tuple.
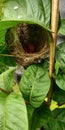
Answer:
(19, 64, 50, 108)
(1, 0, 51, 28)
(59, 19, 65, 35)
(0, 0, 65, 130)
(31, 105, 65, 130)
(55, 42, 65, 70)
(0, 67, 15, 92)
(0, 91, 28, 130)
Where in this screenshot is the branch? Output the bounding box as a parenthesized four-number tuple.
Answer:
(47, 0, 59, 106)
(49, 0, 59, 77)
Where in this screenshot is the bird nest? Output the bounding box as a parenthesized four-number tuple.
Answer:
(5, 23, 50, 66)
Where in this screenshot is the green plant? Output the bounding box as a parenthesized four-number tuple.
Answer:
(0, 0, 65, 130)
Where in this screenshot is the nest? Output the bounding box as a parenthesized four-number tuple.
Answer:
(5, 23, 50, 66)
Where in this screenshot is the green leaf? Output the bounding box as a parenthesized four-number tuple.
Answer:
(55, 60, 61, 75)
(19, 64, 50, 108)
(35, 129, 40, 130)
(27, 104, 34, 130)
(0, 1, 4, 17)
(0, 62, 8, 74)
(55, 73, 65, 91)
(0, 46, 16, 72)
(59, 19, 65, 35)
(0, 56, 16, 69)
(0, 21, 21, 30)
(45, 108, 65, 130)
(0, 92, 28, 130)
(55, 42, 65, 70)
(0, 29, 6, 44)
(0, 21, 21, 45)
(53, 86, 65, 105)
(1, 0, 51, 29)
(31, 106, 51, 130)
(0, 0, 51, 51)
(31, 106, 65, 130)
(0, 67, 15, 92)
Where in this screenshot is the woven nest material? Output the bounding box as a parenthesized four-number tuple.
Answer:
(5, 23, 50, 66)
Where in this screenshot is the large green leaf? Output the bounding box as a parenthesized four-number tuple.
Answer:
(1, 0, 51, 29)
(55, 42, 65, 70)
(0, 67, 15, 92)
(31, 106, 65, 130)
(0, 92, 28, 130)
(59, 19, 65, 35)
(19, 64, 50, 108)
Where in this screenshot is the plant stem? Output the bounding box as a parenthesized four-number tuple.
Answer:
(47, 0, 59, 106)
(0, 88, 13, 94)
